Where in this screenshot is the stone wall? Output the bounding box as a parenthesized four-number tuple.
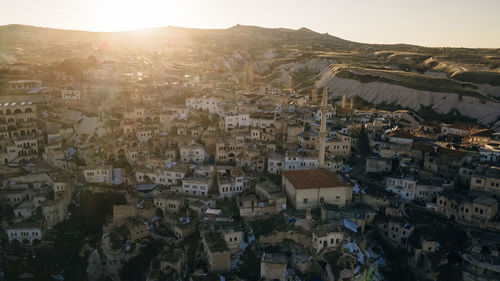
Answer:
(207, 249, 230, 272)
(261, 261, 286, 280)
(259, 229, 312, 249)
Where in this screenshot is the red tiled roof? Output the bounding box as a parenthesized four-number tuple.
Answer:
(282, 168, 349, 189)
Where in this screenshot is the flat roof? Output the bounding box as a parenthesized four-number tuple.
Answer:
(474, 196, 497, 207)
(136, 183, 159, 191)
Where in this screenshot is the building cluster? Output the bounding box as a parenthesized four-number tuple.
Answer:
(1, 51, 499, 281)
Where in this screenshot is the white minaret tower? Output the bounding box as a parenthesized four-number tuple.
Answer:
(319, 87, 328, 168)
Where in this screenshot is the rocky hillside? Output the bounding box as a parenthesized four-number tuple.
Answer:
(1, 24, 499, 128)
(317, 66, 500, 125)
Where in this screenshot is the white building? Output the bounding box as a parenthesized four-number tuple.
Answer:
(225, 114, 250, 131)
(61, 87, 81, 100)
(137, 129, 154, 143)
(315, 109, 334, 122)
(83, 165, 113, 184)
(312, 226, 344, 253)
(14, 200, 34, 219)
(388, 130, 414, 146)
(218, 173, 246, 198)
(479, 145, 500, 163)
(180, 143, 207, 163)
(385, 176, 418, 202)
(186, 97, 223, 114)
(7, 225, 42, 244)
(267, 154, 284, 174)
(135, 166, 187, 186)
(53, 181, 68, 193)
(8, 80, 41, 90)
(182, 176, 213, 197)
(282, 169, 352, 210)
(441, 122, 476, 137)
(267, 152, 319, 174)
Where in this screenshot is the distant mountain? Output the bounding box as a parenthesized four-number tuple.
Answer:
(0, 24, 411, 51)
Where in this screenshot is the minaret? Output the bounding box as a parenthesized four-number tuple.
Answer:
(319, 87, 328, 168)
(311, 88, 318, 105)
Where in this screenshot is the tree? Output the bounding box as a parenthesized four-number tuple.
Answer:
(359, 124, 371, 154)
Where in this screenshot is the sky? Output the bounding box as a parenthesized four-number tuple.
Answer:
(1, 0, 499, 48)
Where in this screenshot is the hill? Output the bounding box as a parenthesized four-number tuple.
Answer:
(1, 24, 499, 128)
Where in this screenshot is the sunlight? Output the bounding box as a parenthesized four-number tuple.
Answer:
(94, 0, 180, 31)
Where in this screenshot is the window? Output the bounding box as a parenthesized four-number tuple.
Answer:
(303, 198, 308, 204)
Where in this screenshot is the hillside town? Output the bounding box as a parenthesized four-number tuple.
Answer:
(0, 27, 500, 281)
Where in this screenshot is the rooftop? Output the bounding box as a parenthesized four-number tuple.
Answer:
(473, 196, 497, 207)
(256, 179, 280, 193)
(445, 121, 477, 131)
(282, 168, 349, 189)
(389, 129, 414, 140)
(262, 253, 287, 264)
(204, 232, 228, 252)
(136, 183, 159, 191)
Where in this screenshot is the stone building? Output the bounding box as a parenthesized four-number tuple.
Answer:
(202, 232, 230, 272)
(180, 143, 207, 163)
(7, 223, 42, 245)
(282, 168, 352, 210)
(312, 224, 344, 253)
(82, 165, 113, 184)
(260, 253, 287, 280)
(0, 101, 40, 164)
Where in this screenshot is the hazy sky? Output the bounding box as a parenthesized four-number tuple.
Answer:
(1, 0, 499, 48)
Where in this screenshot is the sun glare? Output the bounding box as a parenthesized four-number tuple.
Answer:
(94, 0, 181, 31)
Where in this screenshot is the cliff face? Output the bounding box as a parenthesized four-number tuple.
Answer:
(316, 69, 500, 126)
